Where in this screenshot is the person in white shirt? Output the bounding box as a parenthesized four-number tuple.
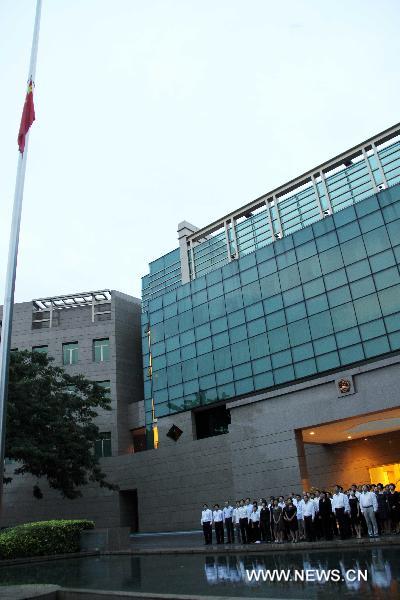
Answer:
(238, 499, 248, 544)
(223, 500, 235, 544)
(245, 498, 253, 541)
(295, 494, 305, 540)
(300, 494, 315, 541)
(248, 504, 261, 543)
(232, 501, 241, 544)
(201, 503, 213, 545)
(331, 485, 351, 539)
(213, 504, 225, 544)
(359, 484, 379, 537)
(278, 496, 286, 509)
(311, 491, 321, 539)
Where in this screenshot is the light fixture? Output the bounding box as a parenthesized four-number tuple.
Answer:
(347, 435, 352, 440)
(309, 431, 315, 436)
(364, 438, 368, 441)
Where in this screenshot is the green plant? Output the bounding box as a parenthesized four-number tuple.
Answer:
(0, 519, 94, 559)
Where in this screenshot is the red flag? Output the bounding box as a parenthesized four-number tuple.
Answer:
(18, 80, 35, 153)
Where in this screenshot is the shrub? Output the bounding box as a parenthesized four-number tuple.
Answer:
(0, 519, 94, 559)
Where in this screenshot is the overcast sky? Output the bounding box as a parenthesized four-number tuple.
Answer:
(0, 0, 399, 303)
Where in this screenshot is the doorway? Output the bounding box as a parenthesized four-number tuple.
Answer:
(119, 490, 139, 532)
(369, 463, 400, 490)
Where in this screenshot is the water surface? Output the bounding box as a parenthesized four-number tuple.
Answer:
(0, 547, 398, 598)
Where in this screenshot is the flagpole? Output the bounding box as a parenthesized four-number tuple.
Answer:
(0, 0, 43, 508)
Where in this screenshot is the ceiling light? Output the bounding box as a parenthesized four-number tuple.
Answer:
(347, 435, 352, 440)
(309, 431, 315, 435)
(364, 438, 368, 441)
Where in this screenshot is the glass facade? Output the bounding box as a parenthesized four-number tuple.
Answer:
(142, 183, 400, 430)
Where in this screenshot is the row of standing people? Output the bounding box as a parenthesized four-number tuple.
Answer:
(200, 483, 400, 545)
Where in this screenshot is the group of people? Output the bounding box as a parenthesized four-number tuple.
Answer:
(200, 483, 400, 545)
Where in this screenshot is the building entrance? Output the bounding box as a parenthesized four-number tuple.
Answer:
(369, 463, 400, 490)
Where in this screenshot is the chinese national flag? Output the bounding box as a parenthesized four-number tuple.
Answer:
(18, 80, 35, 153)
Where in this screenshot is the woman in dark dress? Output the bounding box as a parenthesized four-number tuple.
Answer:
(376, 483, 390, 535)
(272, 499, 284, 543)
(387, 484, 400, 534)
(318, 491, 333, 540)
(259, 501, 271, 542)
(283, 498, 298, 542)
(348, 489, 362, 538)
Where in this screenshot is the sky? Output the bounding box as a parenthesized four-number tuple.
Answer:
(0, 0, 399, 303)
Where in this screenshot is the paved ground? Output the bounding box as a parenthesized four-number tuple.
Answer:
(0, 584, 59, 599)
(128, 530, 400, 554)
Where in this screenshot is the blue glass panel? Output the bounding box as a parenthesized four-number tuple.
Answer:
(350, 277, 376, 299)
(335, 326, 361, 348)
(295, 358, 317, 378)
(339, 344, 364, 364)
(234, 362, 252, 380)
(292, 342, 314, 361)
(268, 326, 290, 352)
(231, 340, 251, 365)
(235, 377, 254, 395)
(274, 365, 295, 384)
(227, 309, 246, 327)
(378, 284, 400, 315)
(249, 333, 269, 359)
(316, 351, 340, 371)
(247, 317, 267, 337)
(266, 310, 286, 330)
(229, 324, 248, 342)
(216, 369, 234, 385)
(253, 372, 274, 390)
(363, 336, 390, 358)
(252, 356, 272, 374)
(308, 311, 334, 338)
(354, 294, 382, 324)
(271, 350, 292, 368)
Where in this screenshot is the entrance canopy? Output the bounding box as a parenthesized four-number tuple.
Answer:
(302, 407, 400, 444)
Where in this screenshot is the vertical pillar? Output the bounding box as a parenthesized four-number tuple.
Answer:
(231, 217, 239, 259)
(371, 142, 388, 188)
(224, 220, 232, 262)
(295, 430, 310, 491)
(177, 221, 199, 285)
(362, 148, 378, 193)
(311, 175, 324, 218)
(264, 198, 275, 240)
(273, 195, 283, 238)
(320, 171, 333, 214)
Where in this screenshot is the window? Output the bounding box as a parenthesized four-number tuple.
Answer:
(63, 342, 78, 365)
(32, 345, 48, 354)
(131, 427, 146, 453)
(194, 405, 231, 439)
(93, 338, 110, 362)
(94, 432, 111, 457)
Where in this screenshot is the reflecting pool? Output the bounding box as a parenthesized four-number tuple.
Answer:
(0, 546, 399, 598)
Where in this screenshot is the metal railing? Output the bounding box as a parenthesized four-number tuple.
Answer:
(182, 123, 400, 282)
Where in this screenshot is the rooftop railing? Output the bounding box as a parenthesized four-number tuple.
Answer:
(181, 123, 400, 282)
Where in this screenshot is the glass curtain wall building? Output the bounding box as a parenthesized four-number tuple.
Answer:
(141, 124, 400, 444)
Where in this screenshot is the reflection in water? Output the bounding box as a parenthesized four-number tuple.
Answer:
(0, 547, 398, 598)
(203, 547, 397, 596)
